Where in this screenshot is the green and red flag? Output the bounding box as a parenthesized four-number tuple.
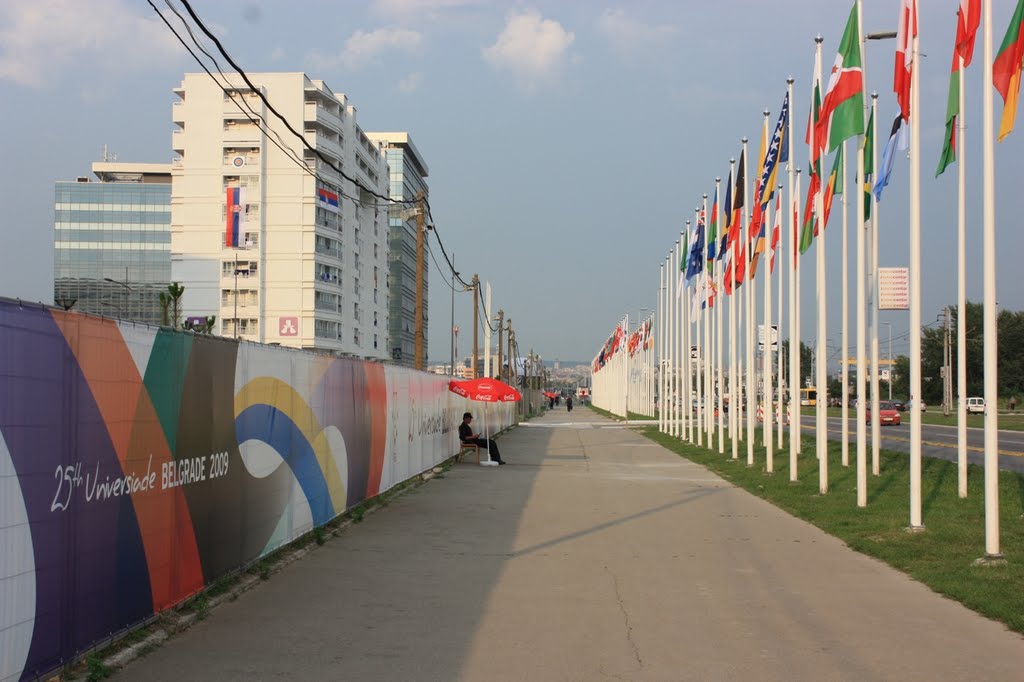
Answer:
(816, 4, 865, 155)
(995, 0, 1024, 141)
(937, 1, 980, 175)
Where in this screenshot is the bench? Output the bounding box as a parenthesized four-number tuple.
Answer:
(457, 442, 480, 463)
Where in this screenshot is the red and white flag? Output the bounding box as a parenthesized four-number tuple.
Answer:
(894, 0, 918, 122)
(769, 191, 782, 274)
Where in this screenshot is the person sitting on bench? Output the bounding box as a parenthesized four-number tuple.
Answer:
(458, 412, 505, 465)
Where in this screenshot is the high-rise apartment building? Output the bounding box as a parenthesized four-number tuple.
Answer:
(53, 162, 172, 325)
(365, 132, 429, 367)
(170, 72, 390, 358)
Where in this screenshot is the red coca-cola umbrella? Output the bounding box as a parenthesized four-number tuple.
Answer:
(448, 378, 522, 403)
(448, 378, 521, 466)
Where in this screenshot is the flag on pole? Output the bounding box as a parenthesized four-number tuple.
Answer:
(821, 143, 844, 230)
(770, 190, 782, 274)
(895, 0, 918, 122)
(800, 77, 823, 256)
(938, 2, 980, 173)
(873, 114, 909, 200)
(707, 187, 719, 267)
(686, 211, 706, 284)
(816, 4, 865, 155)
(719, 166, 733, 263)
(750, 95, 789, 280)
(864, 108, 875, 218)
(725, 150, 746, 294)
(994, 0, 1024, 141)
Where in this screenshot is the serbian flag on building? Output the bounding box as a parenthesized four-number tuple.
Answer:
(318, 186, 341, 213)
(225, 186, 246, 247)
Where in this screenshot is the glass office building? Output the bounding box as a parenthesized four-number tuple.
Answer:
(366, 133, 429, 367)
(53, 162, 172, 325)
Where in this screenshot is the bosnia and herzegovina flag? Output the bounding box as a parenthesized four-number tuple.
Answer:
(225, 187, 245, 247)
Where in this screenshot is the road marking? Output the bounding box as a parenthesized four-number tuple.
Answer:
(799, 423, 1023, 457)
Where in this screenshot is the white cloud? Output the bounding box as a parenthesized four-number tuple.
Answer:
(308, 27, 423, 71)
(596, 8, 677, 56)
(482, 10, 575, 89)
(0, 0, 181, 87)
(396, 72, 422, 94)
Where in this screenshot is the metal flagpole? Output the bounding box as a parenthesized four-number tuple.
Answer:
(871, 92, 882, 477)
(743, 136, 755, 467)
(956, 52, 968, 498)
(980, 0, 1000, 558)
(703, 195, 713, 444)
(841, 138, 850, 469)
(854, 0, 869, 507)
(716, 177, 726, 455)
(729, 159, 739, 460)
(777, 183, 785, 452)
(787, 77, 800, 480)
(693, 211, 703, 448)
(671, 242, 678, 437)
(794, 167, 803, 476)
(764, 180, 774, 472)
(908, 2, 923, 530)
(815, 35, 828, 493)
(659, 263, 664, 431)
(684, 223, 692, 443)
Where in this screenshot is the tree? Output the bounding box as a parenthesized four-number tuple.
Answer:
(158, 283, 186, 329)
(780, 339, 814, 388)
(918, 301, 1024, 403)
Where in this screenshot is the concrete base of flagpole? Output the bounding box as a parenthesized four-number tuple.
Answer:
(972, 554, 1007, 567)
(904, 525, 926, 534)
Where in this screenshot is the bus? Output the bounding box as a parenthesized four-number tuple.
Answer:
(799, 387, 817, 407)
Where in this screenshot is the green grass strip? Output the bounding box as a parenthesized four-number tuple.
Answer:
(641, 426, 1024, 634)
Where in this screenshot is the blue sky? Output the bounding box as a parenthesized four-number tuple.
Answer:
(0, 0, 1021, 364)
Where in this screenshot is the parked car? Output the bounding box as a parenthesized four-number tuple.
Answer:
(966, 397, 985, 414)
(866, 401, 902, 426)
(892, 399, 907, 412)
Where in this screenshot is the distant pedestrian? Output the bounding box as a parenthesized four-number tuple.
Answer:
(1010, 396, 1017, 413)
(566, 396, 573, 412)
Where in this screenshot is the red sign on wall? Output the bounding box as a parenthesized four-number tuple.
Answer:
(279, 317, 299, 336)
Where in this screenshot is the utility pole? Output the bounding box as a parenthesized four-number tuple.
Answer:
(414, 190, 425, 370)
(471, 274, 480, 379)
(496, 309, 505, 383)
(450, 251, 456, 376)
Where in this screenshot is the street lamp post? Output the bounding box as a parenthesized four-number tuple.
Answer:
(103, 267, 132, 320)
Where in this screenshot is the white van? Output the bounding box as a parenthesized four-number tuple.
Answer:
(966, 397, 985, 414)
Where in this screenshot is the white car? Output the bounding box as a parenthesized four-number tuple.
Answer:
(966, 397, 985, 414)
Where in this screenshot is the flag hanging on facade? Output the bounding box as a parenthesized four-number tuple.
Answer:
(873, 114, 909, 200)
(817, 4, 865, 155)
(317, 186, 341, 212)
(225, 186, 245, 247)
(895, 0, 918, 122)
(994, 0, 1024, 141)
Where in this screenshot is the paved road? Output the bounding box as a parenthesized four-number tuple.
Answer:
(117, 407, 1024, 681)
(808, 416, 1024, 473)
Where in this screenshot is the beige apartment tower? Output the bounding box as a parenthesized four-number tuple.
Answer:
(171, 72, 390, 358)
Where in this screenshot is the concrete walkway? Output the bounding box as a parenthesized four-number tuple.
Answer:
(118, 408, 1024, 681)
